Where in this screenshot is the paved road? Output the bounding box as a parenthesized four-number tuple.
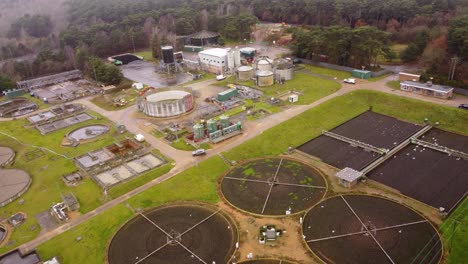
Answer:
(15, 73, 468, 253)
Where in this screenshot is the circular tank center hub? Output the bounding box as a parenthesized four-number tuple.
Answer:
(267, 177, 279, 186)
(166, 230, 182, 245)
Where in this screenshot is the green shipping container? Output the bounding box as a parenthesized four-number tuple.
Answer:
(217, 88, 238, 102)
(352, 69, 372, 79)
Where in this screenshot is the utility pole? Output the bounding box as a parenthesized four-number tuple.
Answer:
(131, 32, 136, 53)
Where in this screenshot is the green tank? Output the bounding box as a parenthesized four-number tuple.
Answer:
(219, 115, 230, 129)
(207, 119, 217, 133)
(193, 123, 204, 139)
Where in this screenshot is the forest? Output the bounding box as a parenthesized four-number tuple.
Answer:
(0, 0, 467, 90)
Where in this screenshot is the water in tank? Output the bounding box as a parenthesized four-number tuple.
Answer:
(219, 115, 230, 129)
(161, 46, 175, 64)
(207, 119, 218, 133)
(193, 123, 205, 139)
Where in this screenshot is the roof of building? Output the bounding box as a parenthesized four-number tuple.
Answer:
(336, 167, 363, 182)
(352, 69, 371, 74)
(399, 72, 421, 77)
(0, 250, 41, 264)
(199, 48, 228, 58)
(401, 81, 454, 93)
(240, 47, 256, 53)
(189, 30, 220, 39)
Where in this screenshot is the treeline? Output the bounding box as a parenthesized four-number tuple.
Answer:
(8, 14, 53, 38)
(290, 26, 391, 68)
(248, 0, 466, 27)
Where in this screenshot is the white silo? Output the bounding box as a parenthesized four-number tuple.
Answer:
(234, 46, 241, 67)
(227, 48, 235, 71)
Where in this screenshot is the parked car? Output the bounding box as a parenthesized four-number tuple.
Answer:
(344, 78, 356, 84)
(192, 149, 206, 156)
(458, 104, 468, 110)
(216, 75, 226, 81)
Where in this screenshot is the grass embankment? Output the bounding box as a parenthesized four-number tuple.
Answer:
(36, 90, 468, 263)
(440, 199, 467, 264)
(376, 43, 407, 65)
(367, 73, 392, 82)
(218, 72, 340, 105)
(0, 110, 170, 253)
(303, 65, 352, 79)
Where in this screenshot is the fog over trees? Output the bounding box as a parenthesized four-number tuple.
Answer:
(0, 0, 466, 87)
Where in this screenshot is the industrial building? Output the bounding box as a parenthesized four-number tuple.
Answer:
(17, 70, 82, 91)
(399, 72, 421, 82)
(191, 115, 243, 144)
(400, 81, 454, 99)
(137, 87, 194, 117)
(198, 47, 241, 74)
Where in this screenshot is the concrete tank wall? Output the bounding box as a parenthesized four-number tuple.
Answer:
(237, 66, 254, 81)
(257, 70, 274, 87)
(275, 68, 294, 81)
(138, 93, 194, 118)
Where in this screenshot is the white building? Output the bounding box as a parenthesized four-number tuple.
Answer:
(199, 48, 228, 74)
(199, 48, 240, 74)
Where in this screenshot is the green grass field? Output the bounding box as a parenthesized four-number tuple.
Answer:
(0, 110, 171, 253)
(367, 73, 392, 82)
(440, 199, 467, 264)
(90, 79, 137, 111)
(134, 50, 158, 62)
(376, 43, 407, 65)
(303, 65, 352, 79)
(28, 90, 468, 263)
(387, 80, 400, 90)
(218, 72, 340, 105)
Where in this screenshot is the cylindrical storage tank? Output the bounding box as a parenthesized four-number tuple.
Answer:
(256, 70, 274, 87)
(193, 123, 204, 139)
(256, 58, 273, 71)
(237, 66, 254, 81)
(161, 46, 174, 64)
(137, 89, 194, 118)
(234, 47, 241, 67)
(207, 119, 218, 133)
(275, 68, 294, 81)
(219, 115, 230, 129)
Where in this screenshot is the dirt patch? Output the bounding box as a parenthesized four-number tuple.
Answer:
(303, 195, 442, 264)
(217, 200, 318, 263)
